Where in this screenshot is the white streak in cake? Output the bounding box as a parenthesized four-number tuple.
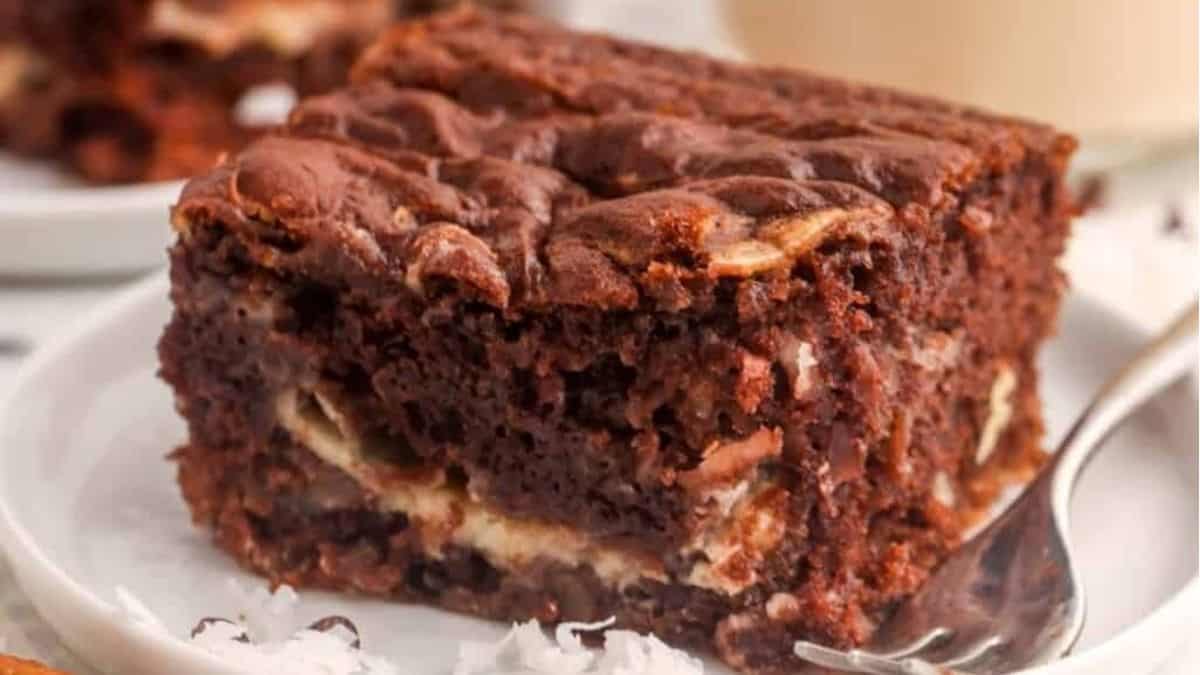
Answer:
(910, 330, 964, 371)
(706, 239, 787, 276)
(678, 428, 782, 490)
(931, 471, 956, 507)
(276, 388, 791, 595)
(778, 336, 818, 399)
(708, 206, 893, 277)
(706, 479, 751, 519)
(275, 388, 667, 589)
(764, 592, 802, 622)
(976, 365, 1017, 464)
(683, 483, 789, 595)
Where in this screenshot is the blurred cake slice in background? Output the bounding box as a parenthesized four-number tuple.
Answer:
(0, 1, 521, 184)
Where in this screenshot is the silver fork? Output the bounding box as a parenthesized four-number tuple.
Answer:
(795, 305, 1199, 675)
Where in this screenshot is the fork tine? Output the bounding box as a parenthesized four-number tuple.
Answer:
(874, 627, 953, 660)
(936, 635, 1007, 670)
(793, 642, 947, 675)
(793, 642, 900, 675)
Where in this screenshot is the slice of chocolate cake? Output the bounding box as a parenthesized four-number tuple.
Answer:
(158, 8, 1075, 673)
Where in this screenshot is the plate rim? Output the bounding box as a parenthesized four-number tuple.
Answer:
(0, 274, 235, 673)
(0, 180, 185, 221)
(0, 272, 1196, 674)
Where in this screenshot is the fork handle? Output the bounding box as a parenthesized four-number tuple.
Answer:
(1049, 302, 1199, 518)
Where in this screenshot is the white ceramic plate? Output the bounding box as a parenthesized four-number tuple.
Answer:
(0, 274, 1196, 675)
(0, 153, 181, 276)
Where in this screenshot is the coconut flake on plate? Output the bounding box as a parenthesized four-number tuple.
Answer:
(189, 621, 399, 675)
(222, 577, 301, 643)
(455, 617, 704, 675)
(113, 580, 704, 675)
(115, 583, 397, 675)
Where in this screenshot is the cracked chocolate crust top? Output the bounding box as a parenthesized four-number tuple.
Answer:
(173, 7, 1074, 315)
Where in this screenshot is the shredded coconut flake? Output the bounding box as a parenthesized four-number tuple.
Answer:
(455, 618, 703, 675)
(931, 471, 956, 507)
(190, 624, 398, 675)
(114, 582, 702, 675)
(976, 366, 1018, 464)
(224, 578, 300, 642)
(115, 584, 397, 675)
(596, 630, 704, 675)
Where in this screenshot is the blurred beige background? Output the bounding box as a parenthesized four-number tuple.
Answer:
(724, 0, 1197, 142)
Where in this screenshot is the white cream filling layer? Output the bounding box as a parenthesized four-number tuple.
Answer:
(682, 482, 788, 595)
(147, 0, 388, 56)
(976, 365, 1017, 464)
(274, 389, 786, 595)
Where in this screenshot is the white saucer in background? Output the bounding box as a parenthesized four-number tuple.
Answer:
(0, 86, 297, 278)
(0, 275, 1196, 675)
(0, 153, 181, 277)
